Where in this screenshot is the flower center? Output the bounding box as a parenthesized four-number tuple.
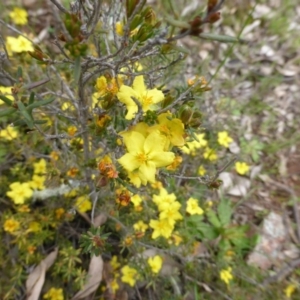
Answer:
(159, 124, 170, 136)
(142, 94, 153, 107)
(136, 152, 148, 163)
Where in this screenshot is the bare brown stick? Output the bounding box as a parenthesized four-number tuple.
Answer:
(262, 258, 300, 285)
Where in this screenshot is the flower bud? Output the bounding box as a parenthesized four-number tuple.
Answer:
(179, 105, 193, 124)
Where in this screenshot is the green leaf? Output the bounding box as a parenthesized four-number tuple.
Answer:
(0, 107, 16, 117)
(226, 226, 250, 250)
(199, 33, 243, 43)
(17, 67, 22, 79)
(217, 199, 232, 226)
(13, 119, 27, 126)
(17, 101, 34, 128)
(29, 92, 35, 105)
(74, 56, 81, 83)
(27, 97, 55, 112)
(0, 94, 13, 106)
(206, 209, 221, 228)
(196, 222, 218, 240)
(33, 119, 48, 124)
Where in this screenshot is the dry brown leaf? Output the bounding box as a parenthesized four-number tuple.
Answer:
(72, 254, 104, 299)
(93, 213, 108, 227)
(26, 247, 58, 300)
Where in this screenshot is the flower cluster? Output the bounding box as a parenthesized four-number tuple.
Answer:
(118, 121, 180, 187)
(149, 188, 183, 239)
(6, 36, 33, 54)
(6, 158, 47, 205)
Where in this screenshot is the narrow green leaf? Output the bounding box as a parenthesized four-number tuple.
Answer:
(33, 119, 48, 124)
(0, 95, 13, 106)
(199, 33, 243, 43)
(29, 92, 35, 105)
(74, 56, 81, 83)
(0, 107, 16, 117)
(27, 97, 55, 112)
(17, 67, 23, 79)
(17, 101, 34, 128)
(13, 119, 27, 126)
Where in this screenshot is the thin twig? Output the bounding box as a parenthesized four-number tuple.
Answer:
(49, 0, 70, 14)
(0, 19, 34, 42)
(211, 157, 237, 182)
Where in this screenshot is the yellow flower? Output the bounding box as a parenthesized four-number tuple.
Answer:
(153, 188, 177, 212)
(0, 86, 14, 103)
(66, 167, 79, 178)
(64, 188, 78, 198)
(147, 255, 163, 274)
(203, 147, 218, 161)
(169, 232, 183, 245)
(285, 284, 297, 298)
(151, 112, 185, 149)
(4, 219, 20, 233)
(30, 175, 46, 190)
(235, 162, 250, 175)
(117, 75, 164, 120)
(43, 287, 64, 300)
(204, 200, 213, 210)
(149, 218, 174, 239)
(95, 76, 123, 97)
(186, 197, 204, 215)
(131, 194, 143, 211)
(187, 76, 208, 88)
(18, 204, 30, 212)
(27, 245, 36, 254)
(116, 22, 124, 36)
(9, 7, 28, 25)
(220, 267, 233, 285)
(133, 220, 148, 232)
(121, 265, 138, 287)
(159, 201, 183, 227)
(131, 194, 143, 207)
(6, 182, 33, 204)
(118, 130, 175, 185)
(67, 126, 77, 136)
(55, 208, 65, 219)
(166, 155, 182, 171)
(151, 181, 163, 190)
(0, 126, 18, 140)
(6, 36, 34, 53)
(50, 151, 59, 161)
(217, 131, 233, 148)
(110, 278, 119, 293)
(33, 158, 47, 174)
(111, 256, 121, 270)
(181, 133, 208, 154)
(198, 165, 206, 176)
(123, 236, 133, 246)
(75, 195, 92, 213)
(61, 102, 74, 111)
(28, 221, 41, 232)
